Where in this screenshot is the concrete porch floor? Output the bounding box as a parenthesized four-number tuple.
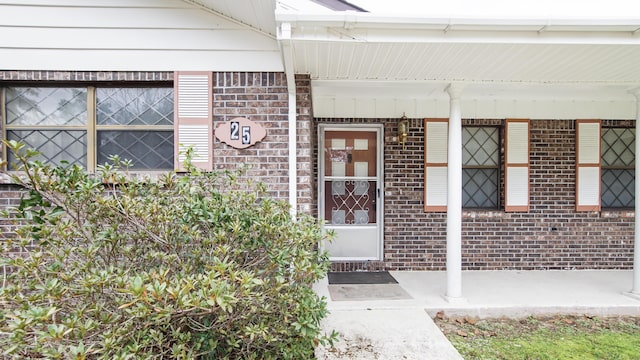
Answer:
(314, 270, 640, 359)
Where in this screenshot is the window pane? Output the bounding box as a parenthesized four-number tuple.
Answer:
(6, 88, 87, 125)
(462, 127, 499, 208)
(463, 127, 499, 166)
(324, 180, 376, 225)
(602, 128, 635, 208)
(602, 128, 635, 166)
(602, 169, 635, 208)
(463, 168, 499, 208)
(97, 130, 174, 170)
(96, 88, 174, 126)
(7, 130, 86, 167)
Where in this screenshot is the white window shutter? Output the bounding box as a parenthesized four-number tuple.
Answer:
(505, 119, 530, 212)
(174, 71, 213, 171)
(424, 119, 448, 212)
(575, 120, 601, 211)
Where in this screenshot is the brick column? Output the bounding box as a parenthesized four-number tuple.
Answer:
(295, 75, 314, 215)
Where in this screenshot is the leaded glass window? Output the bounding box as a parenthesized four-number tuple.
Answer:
(3, 86, 174, 171)
(96, 88, 174, 170)
(601, 127, 635, 208)
(462, 127, 500, 208)
(7, 130, 87, 167)
(4, 88, 88, 167)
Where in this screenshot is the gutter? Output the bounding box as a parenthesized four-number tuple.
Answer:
(275, 11, 640, 33)
(278, 22, 298, 218)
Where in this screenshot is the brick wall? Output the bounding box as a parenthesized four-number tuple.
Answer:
(0, 70, 635, 270)
(0, 185, 23, 241)
(211, 72, 290, 200)
(0, 71, 314, 238)
(295, 75, 315, 215)
(316, 118, 635, 271)
(210, 72, 313, 212)
(213, 73, 314, 213)
(0, 71, 172, 82)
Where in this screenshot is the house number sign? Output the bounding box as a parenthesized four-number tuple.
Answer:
(215, 117, 267, 149)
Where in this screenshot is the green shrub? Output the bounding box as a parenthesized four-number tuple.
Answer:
(0, 141, 334, 359)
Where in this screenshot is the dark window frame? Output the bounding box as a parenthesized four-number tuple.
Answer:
(462, 125, 501, 209)
(601, 126, 635, 209)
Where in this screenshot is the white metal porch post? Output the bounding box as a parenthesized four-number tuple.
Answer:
(446, 83, 464, 300)
(633, 88, 640, 295)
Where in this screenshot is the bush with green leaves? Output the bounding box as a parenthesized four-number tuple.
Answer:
(0, 140, 334, 359)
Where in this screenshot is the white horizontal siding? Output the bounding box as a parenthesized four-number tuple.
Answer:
(0, 0, 281, 71)
(0, 49, 283, 71)
(0, 0, 178, 6)
(0, 5, 237, 29)
(0, 28, 278, 51)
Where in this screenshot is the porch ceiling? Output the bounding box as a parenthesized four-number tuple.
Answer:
(277, 11, 640, 116)
(289, 41, 640, 85)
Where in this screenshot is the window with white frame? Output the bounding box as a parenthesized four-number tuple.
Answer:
(601, 127, 635, 208)
(3, 86, 174, 171)
(462, 126, 500, 208)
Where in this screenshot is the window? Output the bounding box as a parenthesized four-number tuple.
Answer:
(424, 119, 529, 212)
(601, 127, 635, 208)
(3, 86, 174, 170)
(5, 88, 88, 167)
(462, 127, 499, 208)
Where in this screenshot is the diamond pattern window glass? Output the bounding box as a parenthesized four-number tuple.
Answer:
(7, 130, 87, 167)
(3, 86, 174, 171)
(463, 127, 499, 208)
(601, 127, 635, 208)
(97, 131, 173, 170)
(96, 88, 174, 170)
(97, 88, 173, 126)
(6, 88, 87, 126)
(4, 87, 88, 167)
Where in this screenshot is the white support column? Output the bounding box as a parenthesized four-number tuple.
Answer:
(632, 88, 640, 295)
(445, 83, 464, 301)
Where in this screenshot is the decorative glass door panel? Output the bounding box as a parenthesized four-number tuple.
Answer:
(325, 180, 377, 225)
(320, 127, 382, 261)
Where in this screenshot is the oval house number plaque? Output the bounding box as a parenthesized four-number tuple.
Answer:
(215, 117, 266, 149)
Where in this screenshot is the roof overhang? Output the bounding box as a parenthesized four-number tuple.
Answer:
(276, 10, 640, 118)
(185, 0, 278, 36)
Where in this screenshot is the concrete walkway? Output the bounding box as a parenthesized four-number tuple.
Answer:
(314, 270, 640, 359)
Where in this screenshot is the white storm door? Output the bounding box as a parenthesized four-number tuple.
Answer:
(319, 125, 383, 261)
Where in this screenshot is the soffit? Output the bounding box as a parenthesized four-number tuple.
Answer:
(186, 0, 278, 36)
(291, 41, 640, 84)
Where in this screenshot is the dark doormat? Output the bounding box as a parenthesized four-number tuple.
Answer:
(328, 271, 398, 285)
